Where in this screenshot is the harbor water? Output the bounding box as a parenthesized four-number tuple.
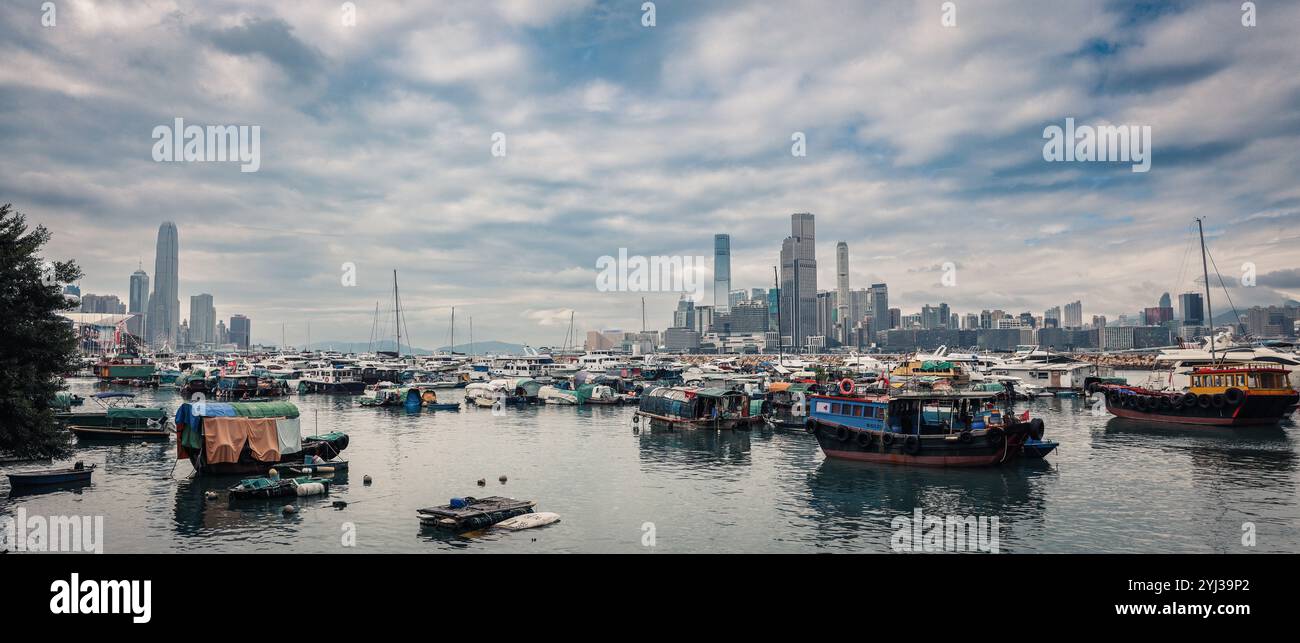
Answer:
(3, 372, 1298, 553)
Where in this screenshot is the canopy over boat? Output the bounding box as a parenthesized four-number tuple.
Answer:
(92, 391, 136, 399)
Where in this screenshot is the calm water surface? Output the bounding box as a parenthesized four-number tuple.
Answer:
(3, 372, 1297, 553)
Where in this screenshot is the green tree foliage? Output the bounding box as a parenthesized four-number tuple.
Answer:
(0, 203, 82, 459)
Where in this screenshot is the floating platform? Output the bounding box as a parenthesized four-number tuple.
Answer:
(417, 496, 536, 531)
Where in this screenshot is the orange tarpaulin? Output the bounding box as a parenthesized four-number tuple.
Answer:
(202, 417, 281, 465)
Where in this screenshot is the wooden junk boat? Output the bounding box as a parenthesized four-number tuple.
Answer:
(633, 386, 763, 431)
(174, 400, 349, 475)
(1094, 363, 1298, 427)
(805, 383, 1044, 467)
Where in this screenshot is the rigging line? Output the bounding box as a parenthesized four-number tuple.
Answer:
(1204, 245, 1242, 334)
(1173, 221, 1195, 298)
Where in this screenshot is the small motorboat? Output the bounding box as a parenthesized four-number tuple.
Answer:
(1021, 437, 1059, 459)
(495, 511, 560, 531)
(7, 462, 96, 488)
(228, 475, 330, 500)
(269, 460, 349, 476)
(69, 425, 170, 440)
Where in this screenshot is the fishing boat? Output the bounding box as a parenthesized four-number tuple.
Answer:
(1094, 364, 1297, 426)
(465, 378, 542, 407)
(7, 462, 95, 488)
(633, 386, 763, 430)
(54, 392, 169, 430)
(178, 368, 216, 397)
(215, 374, 290, 400)
(228, 475, 331, 500)
(805, 388, 1044, 466)
(763, 381, 818, 428)
(297, 366, 367, 395)
(94, 353, 155, 382)
(173, 400, 349, 475)
(1094, 219, 1300, 426)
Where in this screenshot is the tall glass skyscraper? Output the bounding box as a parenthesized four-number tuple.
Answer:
(714, 234, 731, 313)
(189, 293, 215, 346)
(779, 213, 817, 349)
(835, 241, 850, 344)
(146, 221, 179, 349)
(128, 265, 149, 337)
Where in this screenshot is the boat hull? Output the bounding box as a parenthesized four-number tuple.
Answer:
(1102, 390, 1297, 427)
(810, 419, 1028, 467)
(8, 466, 95, 487)
(70, 425, 170, 440)
(633, 410, 762, 431)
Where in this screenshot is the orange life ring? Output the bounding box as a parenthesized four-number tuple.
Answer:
(838, 378, 855, 395)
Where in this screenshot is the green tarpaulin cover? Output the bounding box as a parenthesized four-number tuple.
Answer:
(229, 402, 300, 419)
(107, 407, 167, 420)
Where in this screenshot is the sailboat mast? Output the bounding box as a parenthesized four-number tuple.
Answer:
(393, 270, 402, 356)
(1196, 218, 1216, 357)
(469, 316, 474, 357)
(451, 307, 456, 354)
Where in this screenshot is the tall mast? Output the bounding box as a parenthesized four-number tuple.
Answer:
(641, 297, 646, 332)
(450, 307, 456, 354)
(1196, 218, 1216, 357)
(393, 270, 402, 356)
(469, 316, 474, 357)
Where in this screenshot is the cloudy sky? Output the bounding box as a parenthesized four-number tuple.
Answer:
(4, 0, 1299, 348)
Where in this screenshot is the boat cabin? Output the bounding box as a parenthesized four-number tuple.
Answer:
(1189, 364, 1293, 395)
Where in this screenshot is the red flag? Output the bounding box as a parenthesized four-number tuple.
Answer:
(1019, 410, 1030, 422)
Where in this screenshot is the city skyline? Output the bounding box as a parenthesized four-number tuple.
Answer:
(5, 2, 1299, 347)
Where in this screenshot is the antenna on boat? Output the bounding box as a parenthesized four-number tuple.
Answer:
(1196, 218, 1216, 361)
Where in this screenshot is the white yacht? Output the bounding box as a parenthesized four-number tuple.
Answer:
(989, 346, 1103, 391)
(1142, 333, 1300, 391)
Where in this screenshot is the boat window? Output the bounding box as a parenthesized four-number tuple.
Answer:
(852, 405, 863, 417)
(1213, 375, 1223, 387)
(831, 403, 841, 414)
(1236, 375, 1246, 387)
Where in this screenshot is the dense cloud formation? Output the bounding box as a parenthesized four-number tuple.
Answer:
(4, 1, 1297, 346)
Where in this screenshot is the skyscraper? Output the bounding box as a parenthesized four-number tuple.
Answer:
(1159, 292, 1171, 309)
(713, 234, 731, 313)
(835, 241, 850, 344)
(1064, 300, 1082, 328)
(128, 266, 149, 337)
(229, 314, 251, 350)
(1179, 292, 1204, 325)
(146, 222, 179, 349)
(189, 294, 215, 347)
(779, 213, 816, 349)
(870, 283, 889, 332)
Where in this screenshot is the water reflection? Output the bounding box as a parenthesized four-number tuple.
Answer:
(636, 427, 752, 468)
